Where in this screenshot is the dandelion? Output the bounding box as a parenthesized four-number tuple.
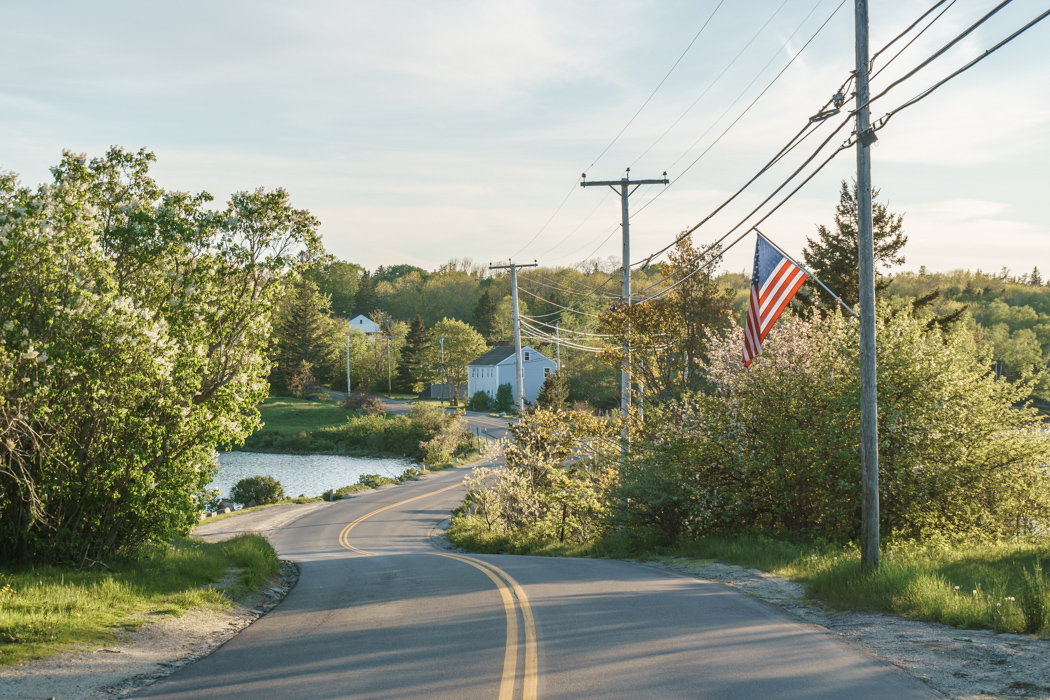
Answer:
(973, 590, 978, 596)
(954, 586, 960, 591)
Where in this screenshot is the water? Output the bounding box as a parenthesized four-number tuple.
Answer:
(209, 452, 416, 499)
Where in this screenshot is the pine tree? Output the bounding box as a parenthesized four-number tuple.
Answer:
(802, 180, 907, 309)
(536, 370, 569, 410)
(472, 289, 498, 342)
(353, 269, 381, 318)
(272, 278, 342, 392)
(1031, 267, 1043, 287)
(395, 314, 429, 392)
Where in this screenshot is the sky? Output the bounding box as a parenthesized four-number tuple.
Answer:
(1, 0, 1048, 278)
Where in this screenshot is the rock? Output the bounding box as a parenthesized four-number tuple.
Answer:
(221, 507, 232, 514)
(245, 499, 257, 508)
(217, 500, 235, 511)
(298, 494, 308, 499)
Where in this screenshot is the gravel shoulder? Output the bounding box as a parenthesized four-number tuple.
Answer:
(644, 557, 1050, 700)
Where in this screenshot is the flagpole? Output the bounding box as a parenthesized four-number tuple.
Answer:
(752, 228, 859, 320)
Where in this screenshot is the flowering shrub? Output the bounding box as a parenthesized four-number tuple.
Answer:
(0, 148, 321, 564)
(612, 308, 1050, 544)
(230, 476, 285, 506)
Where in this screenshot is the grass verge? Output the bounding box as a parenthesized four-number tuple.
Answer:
(0, 534, 280, 666)
(446, 513, 1050, 635)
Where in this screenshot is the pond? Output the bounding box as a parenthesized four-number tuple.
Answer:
(209, 451, 417, 499)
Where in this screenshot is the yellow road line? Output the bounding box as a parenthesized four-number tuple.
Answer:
(433, 553, 518, 700)
(335, 482, 539, 699)
(440, 552, 539, 700)
(337, 482, 462, 555)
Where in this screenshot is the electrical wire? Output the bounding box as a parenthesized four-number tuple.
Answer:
(587, 0, 726, 172)
(870, 0, 958, 82)
(876, 6, 1050, 124)
(509, 1, 725, 262)
(629, 0, 791, 169)
(534, 190, 613, 259)
(517, 285, 606, 318)
(630, 0, 849, 221)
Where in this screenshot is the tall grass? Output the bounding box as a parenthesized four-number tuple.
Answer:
(633, 536, 1050, 635)
(448, 514, 1050, 635)
(0, 534, 280, 666)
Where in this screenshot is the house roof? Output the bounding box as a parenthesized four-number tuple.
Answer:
(470, 346, 516, 366)
(349, 314, 375, 324)
(470, 345, 550, 367)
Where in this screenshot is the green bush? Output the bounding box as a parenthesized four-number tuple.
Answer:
(322, 484, 371, 501)
(468, 391, 491, 411)
(613, 308, 1050, 544)
(494, 383, 514, 413)
(0, 149, 318, 565)
(230, 476, 285, 505)
(357, 473, 396, 488)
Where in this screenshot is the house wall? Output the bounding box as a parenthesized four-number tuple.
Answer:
(467, 347, 557, 407)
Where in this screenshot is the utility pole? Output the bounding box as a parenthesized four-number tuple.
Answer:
(346, 334, 351, 397)
(555, 321, 561, 371)
(438, 336, 446, 406)
(581, 168, 668, 445)
(385, 336, 392, 397)
(855, 0, 881, 573)
(489, 260, 538, 413)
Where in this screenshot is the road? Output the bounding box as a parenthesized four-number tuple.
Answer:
(135, 402, 940, 699)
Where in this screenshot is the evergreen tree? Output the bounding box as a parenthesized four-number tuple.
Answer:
(271, 278, 342, 392)
(1031, 267, 1043, 287)
(353, 269, 381, 318)
(472, 290, 498, 342)
(802, 180, 907, 309)
(395, 314, 429, 392)
(536, 370, 569, 410)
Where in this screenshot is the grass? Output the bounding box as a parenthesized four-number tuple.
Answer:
(0, 534, 281, 666)
(202, 496, 322, 524)
(446, 513, 1050, 635)
(251, 396, 350, 432)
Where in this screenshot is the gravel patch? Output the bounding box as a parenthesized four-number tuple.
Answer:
(645, 557, 1050, 700)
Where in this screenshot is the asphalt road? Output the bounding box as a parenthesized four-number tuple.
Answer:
(135, 458, 941, 700)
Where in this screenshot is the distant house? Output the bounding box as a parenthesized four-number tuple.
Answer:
(347, 314, 381, 335)
(467, 345, 557, 406)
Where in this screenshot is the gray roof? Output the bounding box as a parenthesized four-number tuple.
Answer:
(470, 346, 516, 366)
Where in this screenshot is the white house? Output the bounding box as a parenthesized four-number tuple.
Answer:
(347, 314, 381, 335)
(467, 345, 557, 406)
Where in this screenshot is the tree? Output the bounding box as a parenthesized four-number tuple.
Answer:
(536, 370, 569, 410)
(271, 278, 342, 391)
(494, 383, 515, 413)
(802, 180, 907, 308)
(597, 236, 735, 402)
(353, 269, 381, 318)
(472, 290, 498, 342)
(305, 259, 362, 317)
(395, 314, 430, 392)
(422, 319, 487, 405)
(0, 147, 321, 563)
(1031, 267, 1043, 287)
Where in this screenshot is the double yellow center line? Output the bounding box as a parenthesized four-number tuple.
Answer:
(336, 483, 539, 700)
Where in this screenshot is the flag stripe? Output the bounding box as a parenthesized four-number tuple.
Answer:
(742, 234, 808, 367)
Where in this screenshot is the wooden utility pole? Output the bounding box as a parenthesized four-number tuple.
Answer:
(489, 261, 538, 413)
(581, 169, 668, 449)
(855, 0, 881, 572)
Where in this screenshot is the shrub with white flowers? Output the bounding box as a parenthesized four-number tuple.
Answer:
(0, 148, 322, 564)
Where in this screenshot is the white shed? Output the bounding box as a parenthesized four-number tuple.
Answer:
(347, 314, 381, 335)
(467, 345, 557, 406)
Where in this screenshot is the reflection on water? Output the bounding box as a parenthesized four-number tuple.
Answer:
(210, 451, 416, 498)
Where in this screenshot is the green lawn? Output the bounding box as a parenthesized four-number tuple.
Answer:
(253, 396, 350, 432)
(0, 534, 281, 666)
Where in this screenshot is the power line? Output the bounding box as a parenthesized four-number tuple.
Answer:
(869, 0, 958, 82)
(630, 0, 849, 221)
(534, 190, 613, 259)
(508, 1, 725, 262)
(587, 0, 726, 172)
(629, 0, 792, 169)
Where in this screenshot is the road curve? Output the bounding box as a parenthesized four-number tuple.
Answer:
(136, 466, 940, 699)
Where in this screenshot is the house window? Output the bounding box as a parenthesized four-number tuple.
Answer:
(544, 367, 551, 375)
(523, 351, 531, 361)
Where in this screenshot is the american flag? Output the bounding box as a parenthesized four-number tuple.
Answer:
(743, 233, 808, 367)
